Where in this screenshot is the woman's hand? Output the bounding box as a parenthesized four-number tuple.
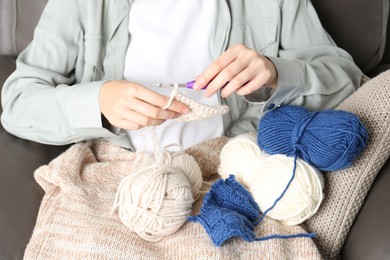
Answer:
(99, 80, 190, 130)
(193, 44, 278, 98)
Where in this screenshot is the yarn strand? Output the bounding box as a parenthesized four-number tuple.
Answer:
(254, 232, 316, 242)
(254, 153, 299, 226)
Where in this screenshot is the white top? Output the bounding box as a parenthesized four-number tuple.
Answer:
(123, 0, 224, 152)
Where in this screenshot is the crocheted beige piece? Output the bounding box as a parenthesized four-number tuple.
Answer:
(174, 92, 230, 121)
(163, 85, 230, 121)
(24, 138, 323, 260)
(305, 70, 390, 259)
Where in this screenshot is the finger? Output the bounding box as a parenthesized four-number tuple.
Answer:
(163, 99, 191, 114)
(124, 98, 180, 120)
(114, 120, 142, 130)
(219, 67, 256, 97)
(116, 109, 165, 128)
(235, 65, 275, 96)
(128, 86, 189, 114)
(204, 60, 248, 98)
(235, 76, 267, 96)
(193, 46, 241, 90)
(116, 119, 164, 130)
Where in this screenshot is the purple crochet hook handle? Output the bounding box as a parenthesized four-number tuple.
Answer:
(186, 80, 208, 90)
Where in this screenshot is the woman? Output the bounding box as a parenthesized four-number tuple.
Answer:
(1, 0, 362, 151)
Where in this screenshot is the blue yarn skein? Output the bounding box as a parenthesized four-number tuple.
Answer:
(257, 105, 368, 171)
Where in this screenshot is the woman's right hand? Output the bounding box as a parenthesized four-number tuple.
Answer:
(99, 80, 190, 130)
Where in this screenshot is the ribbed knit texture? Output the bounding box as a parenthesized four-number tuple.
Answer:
(257, 105, 368, 171)
(188, 175, 261, 246)
(188, 175, 315, 247)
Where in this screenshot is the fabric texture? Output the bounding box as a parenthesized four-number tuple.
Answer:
(24, 138, 322, 260)
(305, 70, 390, 259)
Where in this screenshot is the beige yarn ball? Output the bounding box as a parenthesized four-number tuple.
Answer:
(170, 152, 203, 198)
(112, 151, 202, 242)
(250, 154, 324, 226)
(218, 133, 270, 188)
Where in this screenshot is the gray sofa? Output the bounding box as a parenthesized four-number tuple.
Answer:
(0, 0, 389, 259)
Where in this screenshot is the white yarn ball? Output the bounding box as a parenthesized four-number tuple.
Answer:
(250, 154, 324, 226)
(218, 133, 270, 188)
(112, 151, 202, 242)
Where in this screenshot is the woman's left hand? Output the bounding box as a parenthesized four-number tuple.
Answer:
(193, 44, 278, 98)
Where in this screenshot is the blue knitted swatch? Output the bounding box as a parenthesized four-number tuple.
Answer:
(188, 175, 315, 246)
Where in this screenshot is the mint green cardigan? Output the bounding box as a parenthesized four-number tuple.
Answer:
(1, 0, 362, 149)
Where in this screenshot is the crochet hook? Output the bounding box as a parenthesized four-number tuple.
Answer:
(157, 80, 207, 90)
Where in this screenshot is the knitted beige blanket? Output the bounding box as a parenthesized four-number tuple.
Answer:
(24, 137, 322, 259)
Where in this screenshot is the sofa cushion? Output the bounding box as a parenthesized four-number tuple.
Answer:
(0, 128, 68, 259)
(305, 70, 390, 259)
(341, 159, 390, 260)
(311, 0, 389, 74)
(0, 56, 16, 111)
(0, 56, 68, 259)
(0, 0, 48, 56)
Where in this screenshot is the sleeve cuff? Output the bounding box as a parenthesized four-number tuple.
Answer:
(244, 56, 306, 112)
(61, 80, 106, 129)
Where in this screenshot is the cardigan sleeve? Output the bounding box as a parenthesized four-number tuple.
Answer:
(1, 0, 117, 145)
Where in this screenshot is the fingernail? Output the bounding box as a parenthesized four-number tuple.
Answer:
(192, 82, 200, 90)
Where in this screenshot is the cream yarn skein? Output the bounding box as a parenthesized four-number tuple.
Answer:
(112, 149, 202, 242)
(250, 154, 324, 226)
(218, 133, 270, 188)
(219, 133, 324, 226)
